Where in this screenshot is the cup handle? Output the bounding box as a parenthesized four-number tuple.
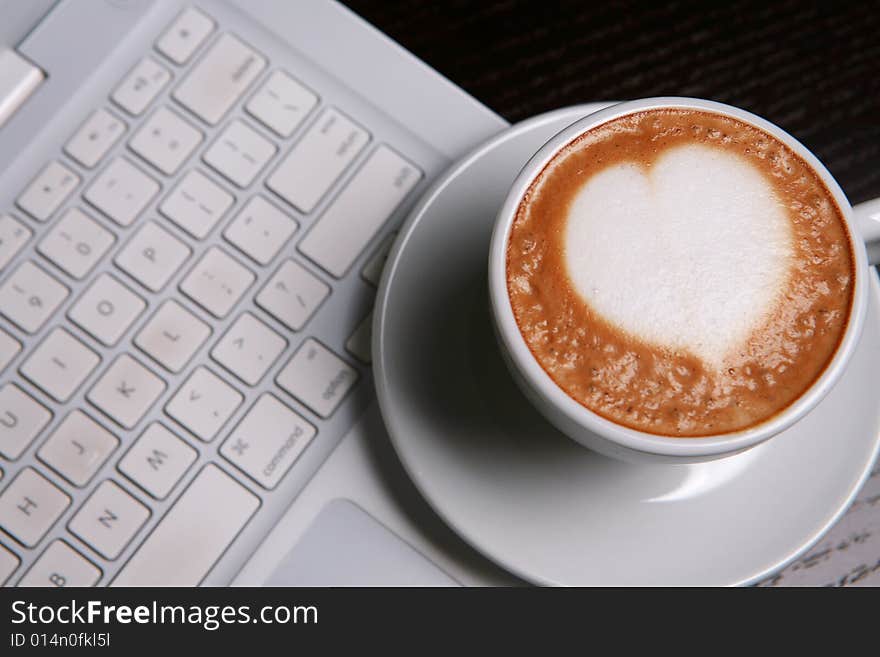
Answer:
(855, 198, 880, 266)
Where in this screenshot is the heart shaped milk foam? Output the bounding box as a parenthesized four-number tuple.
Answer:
(564, 143, 794, 369)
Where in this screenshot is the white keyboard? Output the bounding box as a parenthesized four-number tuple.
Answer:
(0, 5, 427, 587)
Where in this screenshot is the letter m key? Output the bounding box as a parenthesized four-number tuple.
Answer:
(147, 449, 168, 471)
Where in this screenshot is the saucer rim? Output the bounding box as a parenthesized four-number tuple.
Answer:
(373, 103, 880, 586)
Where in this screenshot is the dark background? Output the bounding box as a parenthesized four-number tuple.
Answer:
(342, 0, 880, 204)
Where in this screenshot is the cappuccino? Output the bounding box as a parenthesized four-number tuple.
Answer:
(506, 109, 855, 437)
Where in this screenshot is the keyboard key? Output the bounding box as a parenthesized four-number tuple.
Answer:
(130, 107, 204, 175)
(0, 543, 18, 584)
(68, 480, 150, 560)
(255, 259, 329, 330)
(0, 468, 70, 547)
(16, 161, 80, 222)
(211, 312, 286, 385)
(300, 145, 422, 277)
(361, 231, 396, 286)
(20, 328, 101, 402)
(37, 410, 119, 487)
(156, 7, 214, 65)
(0, 261, 69, 333)
(134, 300, 211, 373)
(0, 327, 21, 373)
(246, 70, 318, 138)
(346, 311, 372, 364)
(112, 57, 171, 116)
(267, 108, 369, 214)
(88, 355, 166, 429)
(221, 394, 315, 489)
(173, 34, 266, 125)
(112, 465, 259, 586)
(18, 540, 101, 587)
(277, 339, 358, 418)
(0, 383, 52, 460)
(68, 273, 146, 346)
(165, 366, 242, 442)
(203, 120, 277, 187)
(37, 208, 115, 279)
(179, 247, 254, 318)
(0, 213, 32, 271)
(84, 158, 160, 227)
(115, 221, 191, 291)
(159, 169, 234, 239)
(223, 196, 297, 265)
(64, 109, 126, 169)
(118, 423, 196, 499)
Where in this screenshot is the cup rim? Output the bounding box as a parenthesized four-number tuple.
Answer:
(488, 97, 869, 458)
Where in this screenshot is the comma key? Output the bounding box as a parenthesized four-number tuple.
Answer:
(165, 367, 243, 442)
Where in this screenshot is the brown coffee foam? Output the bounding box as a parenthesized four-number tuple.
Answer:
(506, 109, 854, 437)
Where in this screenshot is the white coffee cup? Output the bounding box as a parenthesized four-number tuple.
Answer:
(488, 97, 880, 464)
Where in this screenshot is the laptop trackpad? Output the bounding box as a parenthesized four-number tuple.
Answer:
(265, 499, 459, 586)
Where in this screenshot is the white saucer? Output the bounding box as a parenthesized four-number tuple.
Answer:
(373, 104, 880, 585)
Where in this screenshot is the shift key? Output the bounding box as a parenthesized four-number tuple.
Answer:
(298, 145, 422, 278)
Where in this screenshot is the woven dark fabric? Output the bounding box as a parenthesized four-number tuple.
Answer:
(343, 0, 880, 204)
